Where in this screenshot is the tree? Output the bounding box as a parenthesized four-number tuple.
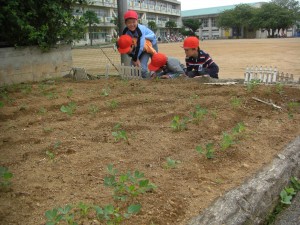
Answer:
(0, 0, 87, 50)
(255, 2, 296, 37)
(148, 21, 157, 33)
(165, 20, 177, 36)
(217, 4, 257, 38)
(83, 10, 99, 46)
(182, 19, 201, 36)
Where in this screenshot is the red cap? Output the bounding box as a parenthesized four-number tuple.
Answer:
(124, 10, 138, 20)
(117, 35, 133, 54)
(148, 53, 167, 71)
(183, 36, 199, 49)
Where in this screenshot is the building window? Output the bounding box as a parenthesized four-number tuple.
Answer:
(202, 18, 208, 28)
(211, 18, 217, 27)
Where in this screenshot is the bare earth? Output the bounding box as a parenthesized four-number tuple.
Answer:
(0, 39, 300, 225)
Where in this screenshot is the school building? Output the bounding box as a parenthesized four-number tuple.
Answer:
(73, 0, 182, 46)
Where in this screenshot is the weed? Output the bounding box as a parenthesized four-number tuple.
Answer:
(220, 132, 234, 150)
(46, 150, 55, 161)
(164, 157, 181, 169)
(196, 143, 215, 159)
(230, 96, 242, 108)
(20, 84, 32, 94)
(101, 88, 110, 96)
(88, 104, 99, 116)
(104, 164, 157, 201)
(171, 115, 188, 131)
(0, 166, 13, 188)
(190, 105, 208, 124)
(275, 83, 284, 95)
(60, 102, 77, 116)
(247, 79, 260, 92)
(112, 123, 129, 144)
(44, 92, 58, 100)
(67, 88, 73, 98)
(78, 202, 90, 217)
(232, 122, 246, 135)
(107, 99, 119, 110)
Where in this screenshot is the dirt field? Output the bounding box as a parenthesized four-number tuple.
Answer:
(72, 38, 300, 80)
(0, 38, 300, 225)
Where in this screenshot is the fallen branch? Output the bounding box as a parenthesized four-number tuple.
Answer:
(252, 97, 282, 109)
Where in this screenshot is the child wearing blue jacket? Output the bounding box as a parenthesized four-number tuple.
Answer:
(122, 10, 158, 78)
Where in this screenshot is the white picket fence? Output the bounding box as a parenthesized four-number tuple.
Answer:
(244, 66, 294, 84)
(117, 64, 142, 79)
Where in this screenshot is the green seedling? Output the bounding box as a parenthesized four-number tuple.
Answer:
(67, 88, 73, 98)
(38, 107, 47, 115)
(101, 88, 110, 96)
(43, 127, 54, 133)
(88, 104, 99, 116)
(275, 83, 284, 95)
(107, 99, 119, 110)
(95, 203, 141, 225)
(291, 176, 300, 191)
(112, 123, 129, 144)
(60, 102, 77, 116)
(247, 79, 261, 92)
(232, 122, 246, 135)
(104, 164, 157, 201)
(171, 115, 188, 131)
(287, 101, 300, 119)
(46, 150, 55, 161)
(164, 157, 181, 169)
(45, 208, 64, 225)
(230, 96, 242, 108)
(44, 92, 58, 100)
(280, 188, 294, 205)
(0, 166, 13, 188)
(196, 143, 215, 159)
(0, 101, 3, 108)
(190, 105, 208, 124)
(220, 132, 234, 150)
(78, 202, 90, 217)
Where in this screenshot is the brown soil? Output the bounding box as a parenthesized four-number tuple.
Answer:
(0, 76, 300, 225)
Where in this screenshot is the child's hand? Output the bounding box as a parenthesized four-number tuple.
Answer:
(132, 59, 141, 67)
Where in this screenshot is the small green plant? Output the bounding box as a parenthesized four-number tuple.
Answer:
(0, 166, 13, 188)
(112, 123, 129, 144)
(232, 122, 246, 135)
(290, 176, 300, 191)
(280, 187, 295, 204)
(107, 99, 119, 110)
(78, 202, 90, 217)
(88, 104, 99, 116)
(0, 101, 4, 108)
(46, 150, 55, 161)
(101, 88, 110, 96)
(247, 79, 261, 92)
(43, 127, 54, 133)
(287, 101, 300, 119)
(38, 107, 47, 115)
(171, 115, 188, 131)
(67, 88, 73, 98)
(190, 105, 208, 124)
(60, 102, 77, 116)
(44, 91, 58, 100)
(45, 208, 64, 225)
(275, 83, 284, 95)
(20, 84, 32, 94)
(230, 96, 242, 108)
(164, 157, 181, 169)
(220, 132, 235, 151)
(95, 203, 141, 225)
(196, 143, 215, 159)
(104, 164, 157, 201)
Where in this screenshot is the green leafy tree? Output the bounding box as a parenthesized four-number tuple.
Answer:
(165, 20, 177, 35)
(148, 21, 157, 32)
(83, 10, 99, 46)
(182, 19, 201, 36)
(0, 0, 87, 50)
(217, 4, 257, 38)
(254, 2, 296, 37)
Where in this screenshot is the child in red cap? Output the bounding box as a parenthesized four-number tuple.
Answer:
(117, 34, 157, 56)
(183, 36, 219, 79)
(148, 53, 185, 79)
(122, 10, 158, 78)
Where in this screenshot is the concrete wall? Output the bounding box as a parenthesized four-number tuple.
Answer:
(0, 45, 72, 85)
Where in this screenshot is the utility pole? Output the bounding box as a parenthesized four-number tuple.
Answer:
(117, 0, 130, 66)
